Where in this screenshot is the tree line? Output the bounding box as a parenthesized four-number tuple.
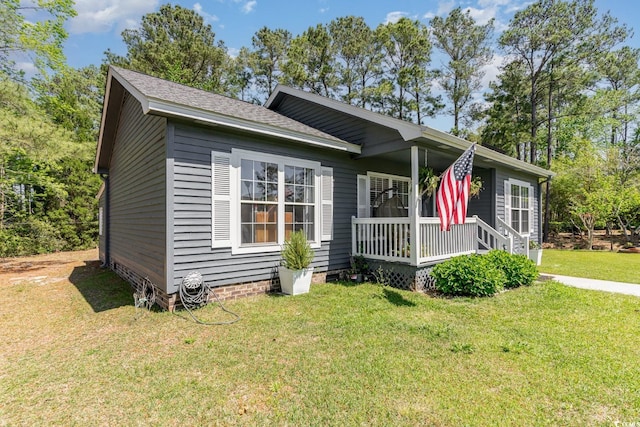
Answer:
(1, 0, 639, 256)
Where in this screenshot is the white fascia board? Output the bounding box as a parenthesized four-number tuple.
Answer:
(95, 182, 105, 200)
(419, 127, 554, 178)
(147, 99, 362, 154)
(95, 67, 152, 173)
(267, 85, 423, 141)
(111, 68, 151, 113)
(94, 68, 114, 173)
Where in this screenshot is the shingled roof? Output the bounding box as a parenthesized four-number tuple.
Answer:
(113, 66, 352, 145)
(95, 67, 360, 172)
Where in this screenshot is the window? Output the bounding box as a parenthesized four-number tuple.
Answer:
(505, 179, 533, 235)
(240, 159, 279, 244)
(212, 149, 332, 253)
(284, 165, 316, 241)
(357, 172, 410, 217)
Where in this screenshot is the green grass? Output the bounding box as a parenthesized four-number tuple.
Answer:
(540, 249, 640, 284)
(2, 263, 640, 425)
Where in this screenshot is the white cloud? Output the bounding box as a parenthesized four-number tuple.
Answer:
(480, 54, 504, 88)
(463, 6, 497, 25)
(227, 47, 240, 58)
(241, 1, 257, 14)
(423, 0, 455, 21)
(69, 0, 158, 34)
(384, 11, 408, 24)
(16, 61, 36, 74)
(437, 0, 456, 15)
(193, 3, 219, 22)
(504, 1, 533, 14)
(319, 7, 329, 14)
(478, 0, 513, 7)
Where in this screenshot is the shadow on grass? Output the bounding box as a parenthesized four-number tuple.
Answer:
(69, 260, 133, 312)
(382, 287, 416, 307)
(0, 259, 75, 273)
(332, 279, 366, 287)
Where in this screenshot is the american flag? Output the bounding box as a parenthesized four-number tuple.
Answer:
(436, 144, 476, 231)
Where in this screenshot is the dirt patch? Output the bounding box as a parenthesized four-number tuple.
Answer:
(545, 230, 628, 251)
(0, 248, 99, 285)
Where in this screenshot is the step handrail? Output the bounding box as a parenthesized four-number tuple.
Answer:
(496, 217, 529, 256)
(474, 216, 509, 252)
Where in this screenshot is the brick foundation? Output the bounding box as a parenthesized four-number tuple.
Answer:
(109, 259, 329, 311)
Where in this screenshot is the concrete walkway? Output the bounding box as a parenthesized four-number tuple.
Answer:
(543, 274, 640, 297)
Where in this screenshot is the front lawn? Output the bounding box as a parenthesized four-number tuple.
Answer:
(2, 253, 639, 425)
(540, 249, 640, 284)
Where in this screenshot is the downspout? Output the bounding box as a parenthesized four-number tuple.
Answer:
(100, 174, 110, 268)
(539, 175, 552, 245)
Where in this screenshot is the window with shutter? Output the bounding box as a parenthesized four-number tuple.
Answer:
(357, 172, 410, 218)
(222, 149, 325, 254)
(357, 174, 369, 218)
(321, 167, 333, 241)
(211, 152, 232, 248)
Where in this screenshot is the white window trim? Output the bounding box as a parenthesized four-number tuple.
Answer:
(367, 171, 411, 214)
(98, 207, 103, 236)
(357, 172, 411, 218)
(505, 178, 534, 236)
(230, 149, 322, 255)
(367, 171, 410, 183)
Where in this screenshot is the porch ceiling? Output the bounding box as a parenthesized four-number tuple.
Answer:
(358, 144, 493, 174)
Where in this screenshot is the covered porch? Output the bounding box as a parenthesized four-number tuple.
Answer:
(351, 146, 531, 269)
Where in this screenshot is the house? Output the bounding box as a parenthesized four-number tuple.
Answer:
(95, 66, 553, 309)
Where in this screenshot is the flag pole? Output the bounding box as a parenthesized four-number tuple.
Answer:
(436, 143, 476, 232)
(447, 179, 465, 231)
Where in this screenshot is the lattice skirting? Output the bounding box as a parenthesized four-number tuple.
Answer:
(366, 260, 437, 292)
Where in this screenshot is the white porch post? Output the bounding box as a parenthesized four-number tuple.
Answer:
(410, 146, 420, 266)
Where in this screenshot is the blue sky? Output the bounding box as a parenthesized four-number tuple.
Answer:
(55, 0, 640, 129)
(62, 0, 640, 68)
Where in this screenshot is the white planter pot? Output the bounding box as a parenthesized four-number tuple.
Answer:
(529, 249, 543, 266)
(278, 266, 313, 295)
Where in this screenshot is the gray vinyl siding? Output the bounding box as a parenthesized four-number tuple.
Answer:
(467, 168, 494, 226)
(275, 95, 401, 146)
(170, 122, 360, 293)
(495, 168, 540, 243)
(108, 93, 167, 291)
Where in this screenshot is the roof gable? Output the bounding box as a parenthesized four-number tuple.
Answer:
(95, 67, 360, 172)
(266, 85, 553, 179)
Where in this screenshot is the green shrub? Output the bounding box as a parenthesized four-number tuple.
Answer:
(0, 218, 64, 257)
(431, 254, 505, 297)
(281, 230, 314, 270)
(485, 250, 538, 289)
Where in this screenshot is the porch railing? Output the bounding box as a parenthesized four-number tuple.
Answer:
(352, 217, 412, 263)
(351, 216, 522, 266)
(417, 218, 476, 263)
(476, 216, 510, 253)
(496, 217, 529, 257)
(353, 216, 483, 265)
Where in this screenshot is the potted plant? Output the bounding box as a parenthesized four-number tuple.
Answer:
(528, 240, 543, 265)
(469, 176, 484, 198)
(419, 166, 440, 197)
(349, 254, 369, 282)
(278, 230, 314, 295)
